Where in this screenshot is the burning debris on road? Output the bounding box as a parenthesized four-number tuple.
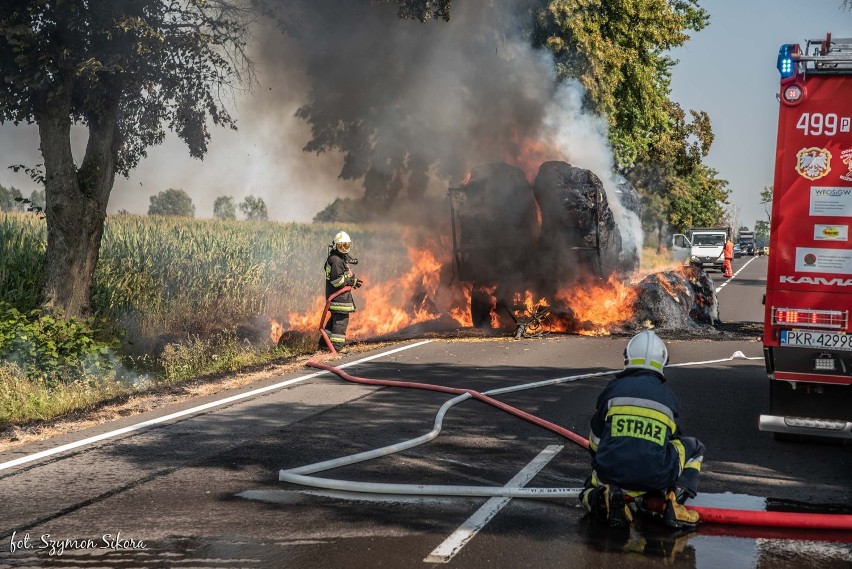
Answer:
(269, 161, 723, 346)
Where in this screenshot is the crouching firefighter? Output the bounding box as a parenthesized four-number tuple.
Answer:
(579, 331, 704, 529)
(319, 231, 364, 354)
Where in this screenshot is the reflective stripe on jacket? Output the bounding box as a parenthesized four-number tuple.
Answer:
(325, 250, 356, 312)
(588, 369, 685, 492)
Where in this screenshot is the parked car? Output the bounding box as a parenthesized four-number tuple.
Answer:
(732, 243, 743, 258)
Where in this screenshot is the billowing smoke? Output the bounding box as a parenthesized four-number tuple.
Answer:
(261, 0, 641, 251)
(0, 0, 642, 254)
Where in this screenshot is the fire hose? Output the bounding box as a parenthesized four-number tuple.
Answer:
(318, 286, 353, 354)
(283, 361, 852, 530)
(294, 300, 852, 530)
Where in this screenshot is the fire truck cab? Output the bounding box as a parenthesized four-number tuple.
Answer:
(761, 34, 852, 440)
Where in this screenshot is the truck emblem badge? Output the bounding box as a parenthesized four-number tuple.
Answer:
(840, 148, 852, 182)
(796, 147, 832, 180)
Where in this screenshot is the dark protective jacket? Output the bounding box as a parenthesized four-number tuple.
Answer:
(588, 369, 686, 492)
(324, 250, 357, 313)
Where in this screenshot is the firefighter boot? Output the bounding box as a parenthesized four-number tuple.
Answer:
(606, 486, 634, 528)
(663, 490, 699, 529)
(580, 485, 607, 524)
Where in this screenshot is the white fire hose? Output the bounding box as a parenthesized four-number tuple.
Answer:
(279, 351, 762, 498)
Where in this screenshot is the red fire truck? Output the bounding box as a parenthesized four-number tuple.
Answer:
(761, 34, 852, 440)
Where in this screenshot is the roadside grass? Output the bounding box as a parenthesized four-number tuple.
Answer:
(0, 362, 129, 425)
(0, 211, 407, 428)
(639, 246, 679, 272)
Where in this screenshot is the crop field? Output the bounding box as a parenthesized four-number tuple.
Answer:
(0, 212, 411, 424)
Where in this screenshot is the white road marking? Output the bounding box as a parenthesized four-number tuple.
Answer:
(0, 340, 432, 472)
(667, 350, 763, 367)
(424, 445, 563, 564)
(715, 255, 759, 293)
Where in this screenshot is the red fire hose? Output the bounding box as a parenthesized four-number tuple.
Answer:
(307, 359, 589, 448)
(307, 360, 852, 530)
(318, 286, 353, 354)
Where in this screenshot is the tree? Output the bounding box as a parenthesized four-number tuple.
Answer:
(0, 184, 24, 211)
(540, 0, 709, 168)
(213, 196, 237, 221)
(754, 219, 770, 246)
(376, 0, 452, 21)
(0, 0, 253, 318)
(148, 188, 195, 218)
(760, 185, 773, 222)
(666, 164, 729, 231)
(627, 100, 727, 244)
(239, 195, 268, 221)
(28, 189, 45, 210)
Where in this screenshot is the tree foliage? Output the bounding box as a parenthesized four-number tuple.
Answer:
(540, 0, 708, 169)
(760, 185, 773, 222)
(148, 188, 195, 218)
(375, 0, 453, 22)
(0, 0, 253, 317)
(0, 184, 24, 211)
(213, 195, 237, 221)
(754, 219, 770, 245)
(239, 195, 268, 221)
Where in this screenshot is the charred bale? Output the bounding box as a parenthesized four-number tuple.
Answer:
(532, 161, 623, 289)
(683, 265, 719, 325)
(455, 163, 539, 288)
(631, 267, 718, 330)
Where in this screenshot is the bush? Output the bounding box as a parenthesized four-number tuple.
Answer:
(0, 302, 119, 387)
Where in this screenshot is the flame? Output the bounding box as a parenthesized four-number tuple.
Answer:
(656, 272, 681, 300)
(449, 283, 474, 327)
(503, 132, 563, 183)
(556, 275, 638, 336)
(283, 235, 474, 340)
(270, 319, 284, 344)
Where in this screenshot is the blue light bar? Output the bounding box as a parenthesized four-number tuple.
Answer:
(777, 44, 797, 78)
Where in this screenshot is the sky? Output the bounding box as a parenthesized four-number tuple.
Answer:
(0, 0, 850, 233)
(669, 0, 852, 230)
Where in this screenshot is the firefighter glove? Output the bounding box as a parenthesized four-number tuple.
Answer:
(352, 278, 363, 288)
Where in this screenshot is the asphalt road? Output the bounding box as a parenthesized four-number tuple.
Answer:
(1, 255, 851, 568)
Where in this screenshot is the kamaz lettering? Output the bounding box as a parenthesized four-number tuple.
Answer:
(780, 275, 852, 286)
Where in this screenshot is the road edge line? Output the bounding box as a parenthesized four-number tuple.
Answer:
(0, 340, 432, 472)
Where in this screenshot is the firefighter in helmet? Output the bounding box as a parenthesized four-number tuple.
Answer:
(579, 330, 704, 529)
(320, 231, 363, 354)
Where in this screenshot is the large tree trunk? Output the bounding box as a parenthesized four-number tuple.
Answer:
(38, 90, 119, 320)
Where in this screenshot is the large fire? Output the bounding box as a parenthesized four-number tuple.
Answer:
(271, 240, 644, 344)
(556, 276, 639, 336)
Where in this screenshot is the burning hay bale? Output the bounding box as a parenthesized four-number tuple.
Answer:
(632, 266, 719, 331)
(532, 161, 625, 284)
(455, 163, 539, 284)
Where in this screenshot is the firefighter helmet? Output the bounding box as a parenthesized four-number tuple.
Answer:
(333, 231, 352, 254)
(623, 330, 668, 376)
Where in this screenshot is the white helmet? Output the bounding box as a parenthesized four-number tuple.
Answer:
(333, 231, 352, 254)
(624, 330, 668, 375)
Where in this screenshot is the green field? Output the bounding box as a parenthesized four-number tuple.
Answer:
(0, 212, 408, 425)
